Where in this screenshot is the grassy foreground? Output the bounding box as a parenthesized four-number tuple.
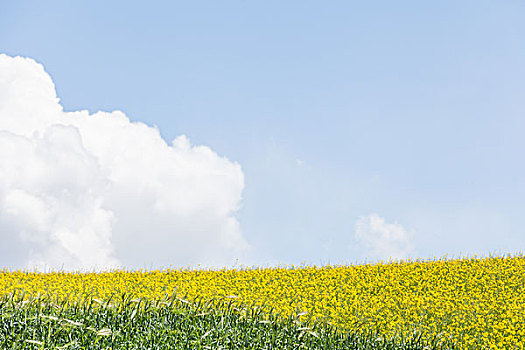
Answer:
(1, 255, 524, 349)
(0, 293, 439, 350)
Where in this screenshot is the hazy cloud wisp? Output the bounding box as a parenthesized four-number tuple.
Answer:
(354, 213, 415, 261)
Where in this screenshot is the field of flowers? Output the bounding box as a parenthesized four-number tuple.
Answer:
(1, 255, 524, 349)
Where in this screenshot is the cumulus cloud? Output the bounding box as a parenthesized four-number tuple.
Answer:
(0, 54, 250, 271)
(354, 213, 415, 261)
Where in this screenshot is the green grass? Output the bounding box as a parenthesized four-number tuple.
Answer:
(0, 293, 453, 350)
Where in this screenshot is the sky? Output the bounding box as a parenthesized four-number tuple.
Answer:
(0, 1, 524, 270)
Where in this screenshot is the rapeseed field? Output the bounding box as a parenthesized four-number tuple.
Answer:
(1, 255, 524, 349)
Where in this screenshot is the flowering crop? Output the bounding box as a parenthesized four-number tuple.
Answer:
(1, 255, 524, 349)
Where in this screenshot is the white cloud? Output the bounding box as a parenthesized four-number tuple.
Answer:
(354, 213, 415, 261)
(0, 54, 250, 271)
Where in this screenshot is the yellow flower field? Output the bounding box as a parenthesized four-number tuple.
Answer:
(1, 255, 524, 349)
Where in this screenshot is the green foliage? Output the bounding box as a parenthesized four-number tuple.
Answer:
(0, 293, 452, 349)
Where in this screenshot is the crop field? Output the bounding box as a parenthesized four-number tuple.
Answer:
(1, 255, 524, 349)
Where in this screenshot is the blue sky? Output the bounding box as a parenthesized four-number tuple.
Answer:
(1, 1, 524, 268)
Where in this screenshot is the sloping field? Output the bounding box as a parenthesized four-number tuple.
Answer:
(1, 255, 524, 349)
